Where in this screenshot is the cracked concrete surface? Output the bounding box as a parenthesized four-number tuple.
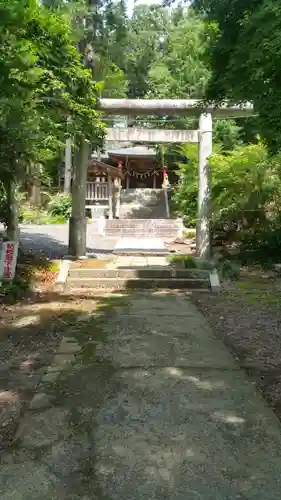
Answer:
(1, 292, 281, 499)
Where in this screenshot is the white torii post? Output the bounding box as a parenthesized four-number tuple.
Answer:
(114, 178, 121, 218)
(197, 113, 212, 260)
(108, 176, 113, 219)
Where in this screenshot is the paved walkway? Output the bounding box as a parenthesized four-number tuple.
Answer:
(108, 255, 169, 268)
(2, 293, 281, 499)
(114, 237, 166, 254)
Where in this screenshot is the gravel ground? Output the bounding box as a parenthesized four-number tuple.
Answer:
(192, 276, 281, 420)
(17, 223, 116, 259)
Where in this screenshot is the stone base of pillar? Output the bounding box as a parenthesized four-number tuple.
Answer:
(196, 218, 211, 260)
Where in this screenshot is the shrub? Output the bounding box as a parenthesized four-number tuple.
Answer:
(47, 193, 72, 220)
(219, 259, 240, 280)
(169, 254, 197, 268)
(173, 142, 281, 265)
(238, 223, 281, 265)
(20, 203, 66, 224)
(172, 144, 198, 227)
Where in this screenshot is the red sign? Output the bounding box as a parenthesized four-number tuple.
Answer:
(3, 243, 16, 279)
(0, 241, 19, 281)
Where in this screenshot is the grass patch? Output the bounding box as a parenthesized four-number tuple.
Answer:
(183, 229, 196, 239)
(231, 278, 281, 305)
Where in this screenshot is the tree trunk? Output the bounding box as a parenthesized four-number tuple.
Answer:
(5, 178, 19, 241)
(64, 137, 72, 193)
(68, 135, 89, 257)
(31, 179, 41, 205)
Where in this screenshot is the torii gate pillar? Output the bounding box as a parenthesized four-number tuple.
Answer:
(197, 113, 212, 260)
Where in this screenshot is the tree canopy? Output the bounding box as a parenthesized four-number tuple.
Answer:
(147, 8, 210, 99)
(0, 0, 102, 168)
(194, 0, 281, 151)
(0, 0, 103, 233)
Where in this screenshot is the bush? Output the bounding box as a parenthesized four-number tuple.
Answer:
(169, 254, 197, 268)
(238, 224, 281, 265)
(20, 203, 66, 224)
(173, 142, 281, 265)
(0, 279, 29, 303)
(47, 193, 72, 220)
(172, 144, 198, 226)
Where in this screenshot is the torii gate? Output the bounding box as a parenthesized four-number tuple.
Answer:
(100, 99, 254, 259)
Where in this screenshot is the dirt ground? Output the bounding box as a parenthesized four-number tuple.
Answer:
(0, 277, 102, 451)
(192, 273, 281, 420)
(166, 238, 195, 255)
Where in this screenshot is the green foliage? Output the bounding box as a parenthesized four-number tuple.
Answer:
(238, 223, 281, 265)
(52, 0, 129, 98)
(126, 5, 169, 98)
(173, 142, 281, 234)
(194, 0, 281, 151)
(0, 0, 103, 233)
(20, 194, 72, 225)
(169, 254, 197, 268)
(213, 120, 242, 151)
(210, 143, 281, 233)
(20, 204, 66, 224)
(0, 0, 104, 237)
(0, 280, 29, 303)
(219, 259, 240, 280)
(169, 254, 215, 270)
(147, 8, 210, 99)
(47, 193, 72, 219)
(96, 61, 128, 97)
(0, 251, 58, 303)
(0, 182, 8, 226)
(172, 144, 199, 226)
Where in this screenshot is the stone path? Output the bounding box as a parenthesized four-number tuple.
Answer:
(108, 255, 169, 268)
(2, 292, 281, 499)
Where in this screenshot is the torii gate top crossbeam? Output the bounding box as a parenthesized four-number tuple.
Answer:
(99, 99, 254, 118)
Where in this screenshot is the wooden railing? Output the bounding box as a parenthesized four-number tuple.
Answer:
(86, 181, 108, 201)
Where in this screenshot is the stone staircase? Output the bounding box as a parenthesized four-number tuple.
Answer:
(104, 218, 183, 239)
(66, 266, 211, 292)
(119, 188, 166, 219)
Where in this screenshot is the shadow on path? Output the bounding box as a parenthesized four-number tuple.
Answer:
(1, 290, 281, 499)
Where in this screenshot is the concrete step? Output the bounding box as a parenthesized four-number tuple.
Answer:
(66, 277, 210, 291)
(68, 268, 210, 280)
